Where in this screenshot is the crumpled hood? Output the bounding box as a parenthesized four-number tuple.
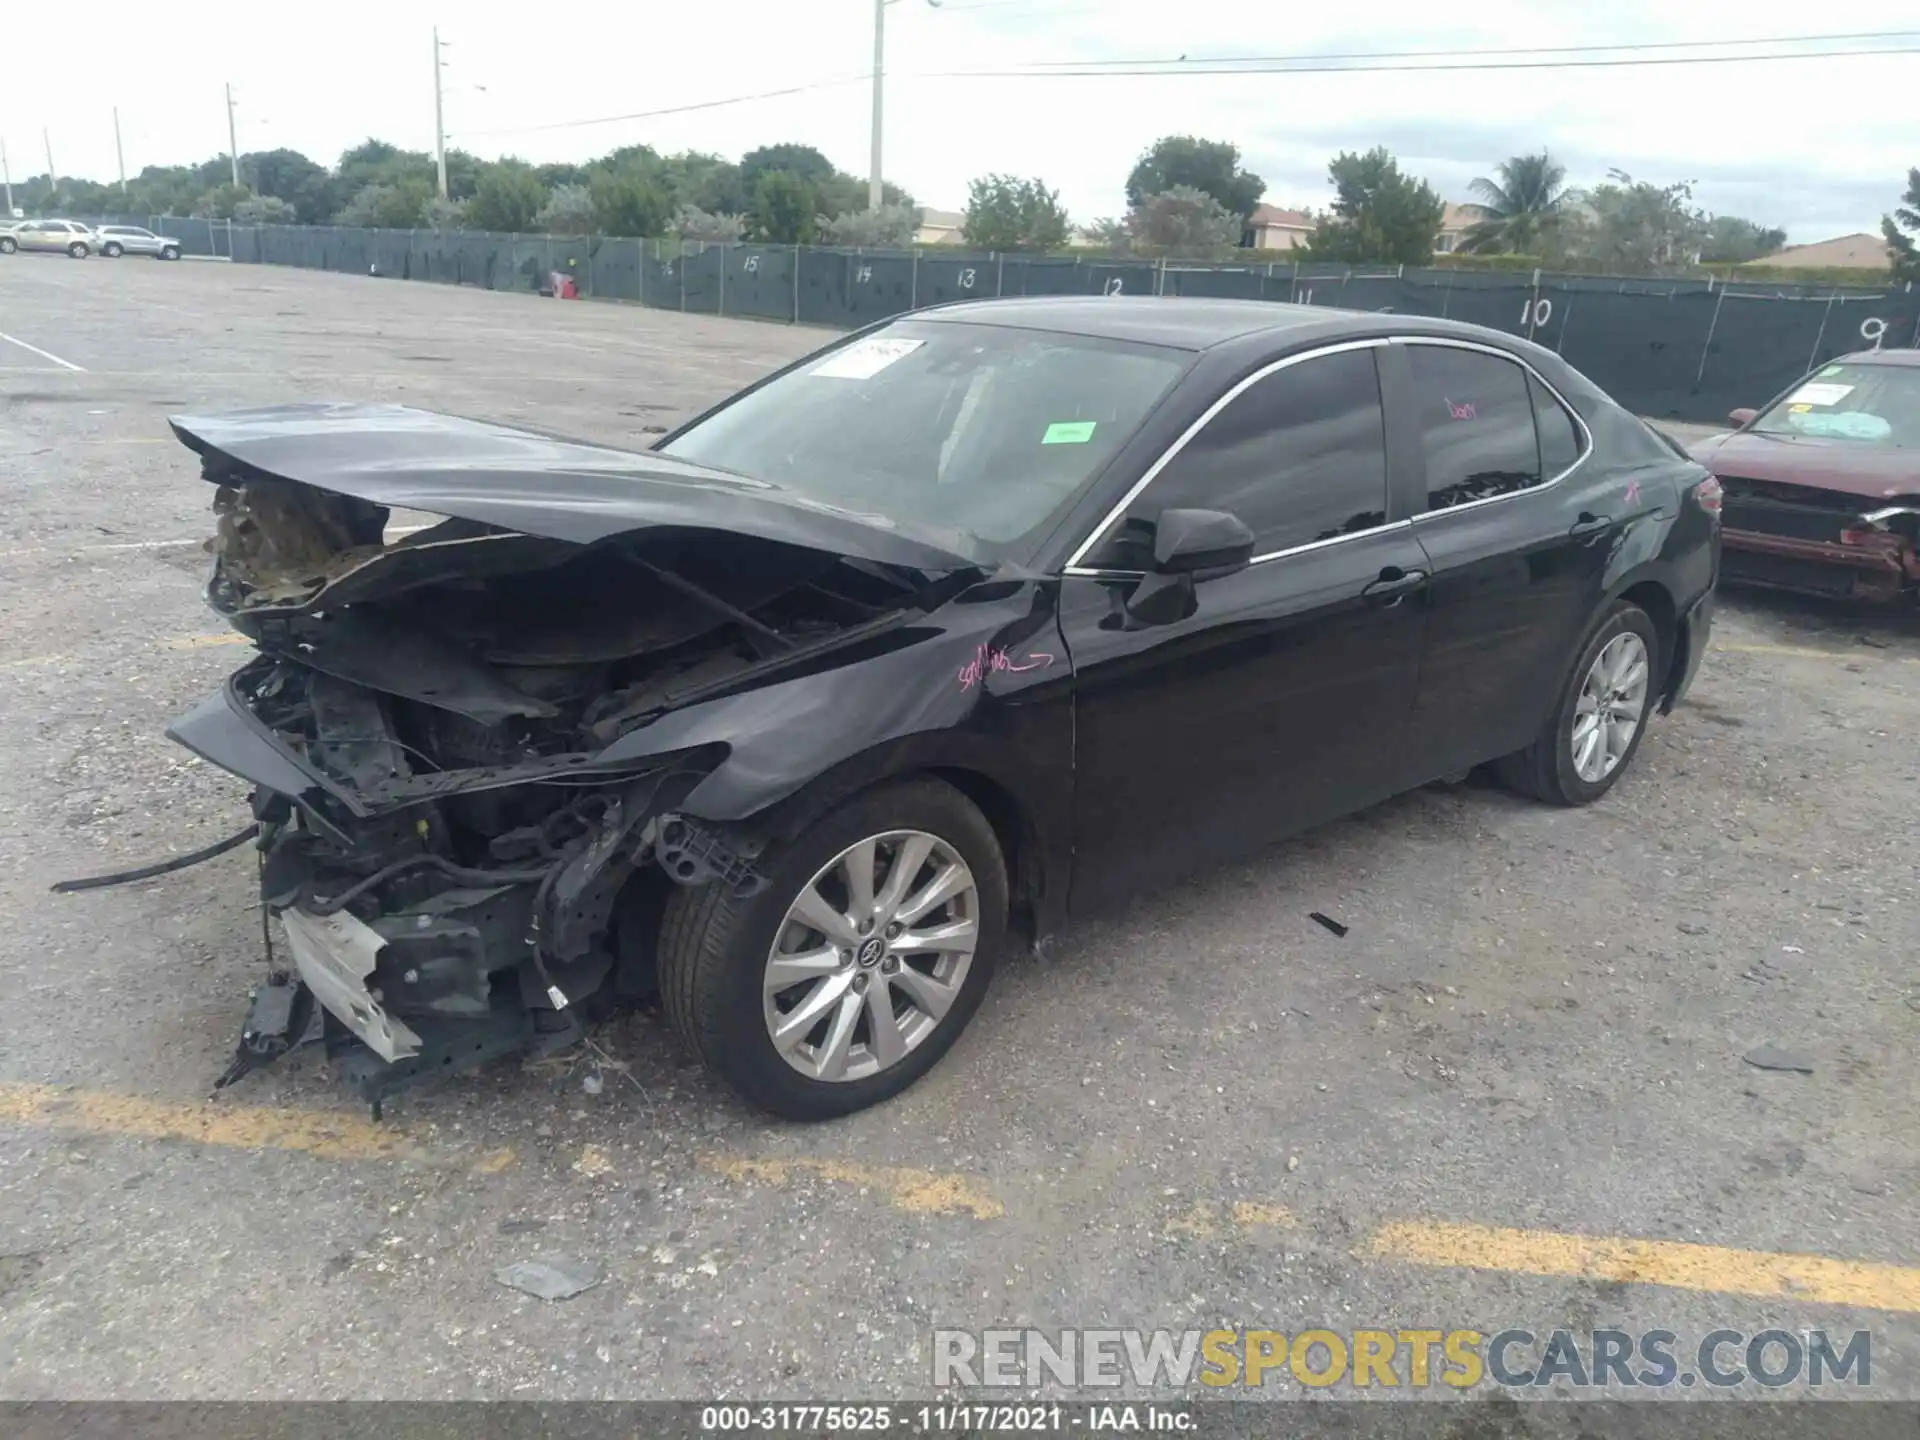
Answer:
(168, 402, 979, 572)
(1689, 429, 1920, 502)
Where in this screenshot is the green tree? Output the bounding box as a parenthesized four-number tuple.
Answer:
(535, 162, 590, 188)
(962, 174, 1070, 251)
(1580, 170, 1708, 275)
(817, 203, 919, 247)
(193, 182, 254, 220)
(536, 184, 597, 234)
(1881, 167, 1920, 282)
(590, 172, 672, 236)
(465, 162, 548, 232)
(1459, 152, 1570, 255)
(1700, 215, 1788, 265)
(334, 181, 430, 229)
(740, 143, 837, 194)
(1126, 187, 1240, 254)
(238, 149, 334, 222)
(751, 171, 817, 244)
(1303, 147, 1445, 265)
(1125, 136, 1264, 221)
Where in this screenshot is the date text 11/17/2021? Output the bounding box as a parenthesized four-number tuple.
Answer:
(698, 1403, 1195, 1433)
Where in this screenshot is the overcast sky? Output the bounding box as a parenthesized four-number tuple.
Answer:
(3, 0, 1912, 242)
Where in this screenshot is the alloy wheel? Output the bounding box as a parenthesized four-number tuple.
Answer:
(1571, 632, 1649, 783)
(762, 829, 979, 1083)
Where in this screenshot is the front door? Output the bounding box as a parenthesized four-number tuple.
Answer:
(1061, 343, 1431, 915)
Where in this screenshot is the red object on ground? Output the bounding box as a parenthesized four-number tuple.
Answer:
(548, 271, 579, 299)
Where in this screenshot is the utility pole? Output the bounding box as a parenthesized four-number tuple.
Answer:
(433, 27, 449, 199)
(225, 83, 240, 189)
(1, 137, 13, 217)
(113, 108, 128, 196)
(867, 0, 885, 212)
(42, 129, 55, 206)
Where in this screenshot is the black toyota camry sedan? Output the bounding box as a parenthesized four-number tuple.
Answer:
(146, 297, 1720, 1119)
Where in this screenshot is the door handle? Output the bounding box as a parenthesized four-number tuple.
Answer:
(1569, 512, 1613, 543)
(1362, 566, 1429, 607)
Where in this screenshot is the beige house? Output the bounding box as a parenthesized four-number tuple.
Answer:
(1433, 202, 1490, 254)
(1243, 204, 1316, 250)
(1247, 200, 1491, 254)
(914, 208, 965, 246)
(1751, 233, 1892, 271)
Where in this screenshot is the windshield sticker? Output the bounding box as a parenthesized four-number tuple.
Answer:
(958, 644, 1056, 691)
(1789, 403, 1812, 414)
(1818, 365, 1846, 377)
(1041, 420, 1097, 445)
(809, 337, 924, 380)
(1788, 381, 1853, 407)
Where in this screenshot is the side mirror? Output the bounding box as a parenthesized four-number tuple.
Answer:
(1124, 508, 1255, 626)
(1728, 407, 1759, 428)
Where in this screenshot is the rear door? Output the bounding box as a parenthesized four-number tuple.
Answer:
(1386, 338, 1623, 773)
(1060, 342, 1432, 913)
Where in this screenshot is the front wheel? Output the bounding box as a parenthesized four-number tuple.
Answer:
(0, 237, 16, 255)
(67, 241, 89, 258)
(657, 777, 1007, 1120)
(1493, 601, 1660, 806)
(159, 245, 181, 261)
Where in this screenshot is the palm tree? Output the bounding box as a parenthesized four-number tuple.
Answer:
(1460, 152, 1570, 255)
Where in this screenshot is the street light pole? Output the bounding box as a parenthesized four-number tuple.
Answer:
(867, 0, 886, 213)
(225, 83, 240, 189)
(2, 138, 14, 216)
(433, 27, 449, 199)
(113, 107, 128, 196)
(43, 129, 56, 205)
(868, 0, 940, 213)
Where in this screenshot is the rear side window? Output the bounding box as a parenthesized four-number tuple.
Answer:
(1530, 373, 1584, 475)
(1086, 348, 1389, 568)
(1407, 345, 1543, 510)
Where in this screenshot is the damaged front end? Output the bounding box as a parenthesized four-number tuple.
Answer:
(157, 406, 962, 1112)
(1719, 478, 1920, 602)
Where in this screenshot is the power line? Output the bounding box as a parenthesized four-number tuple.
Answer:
(925, 43, 1920, 79)
(453, 33, 1918, 139)
(1021, 27, 1920, 68)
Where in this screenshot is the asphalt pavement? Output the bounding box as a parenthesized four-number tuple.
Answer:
(1, 257, 1916, 1405)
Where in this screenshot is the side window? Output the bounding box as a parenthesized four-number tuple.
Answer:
(1407, 345, 1542, 510)
(1529, 372, 1584, 475)
(1086, 348, 1388, 569)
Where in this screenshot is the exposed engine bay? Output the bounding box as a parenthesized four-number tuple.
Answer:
(158, 425, 964, 1111)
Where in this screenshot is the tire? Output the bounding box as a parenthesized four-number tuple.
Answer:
(160, 245, 180, 261)
(0, 237, 16, 255)
(657, 777, 1007, 1120)
(102, 242, 123, 258)
(1493, 601, 1661, 806)
(67, 241, 89, 258)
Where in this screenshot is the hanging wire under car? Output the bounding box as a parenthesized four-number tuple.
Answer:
(49, 824, 262, 894)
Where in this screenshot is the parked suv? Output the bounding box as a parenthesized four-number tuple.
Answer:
(0, 219, 95, 257)
(95, 225, 184, 261)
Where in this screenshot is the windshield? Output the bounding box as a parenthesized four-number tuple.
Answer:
(660, 320, 1190, 558)
(1752, 362, 1920, 446)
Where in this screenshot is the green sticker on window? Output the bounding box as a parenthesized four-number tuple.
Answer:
(1819, 365, 1844, 377)
(1041, 420, 1097, 445)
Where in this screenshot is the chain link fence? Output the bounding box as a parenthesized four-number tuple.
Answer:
(82, 217, 1920, 425)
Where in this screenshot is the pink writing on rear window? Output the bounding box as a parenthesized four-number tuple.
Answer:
(1445, 398, 1477, 420)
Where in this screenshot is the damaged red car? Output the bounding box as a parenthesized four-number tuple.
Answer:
(1690, 349, 1920, 602)
(115, 299, 1718, 1120)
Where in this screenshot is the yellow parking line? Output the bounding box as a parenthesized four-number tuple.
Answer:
(161, 633, 250, 650)
(700, 1155, 1004, 1219)
(1361, 1220, 1920, 1314)
(1714, 641, 1918, 666)
(0, 1081, 514, 1173)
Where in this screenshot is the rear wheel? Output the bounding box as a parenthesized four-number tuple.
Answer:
(0, 236, 16, 254)
(159, 244, 181, 261)
(67, 241, 89, 258)
(1493, 601, 1659, 806)
(102, 241, 124, 257)
(657, 777, 1006, 1119)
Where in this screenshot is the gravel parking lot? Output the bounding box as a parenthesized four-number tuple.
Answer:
(1, 257, 1916, 1405)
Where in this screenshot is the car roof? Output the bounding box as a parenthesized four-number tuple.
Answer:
(910, 294, 1535, 353)
(1832, 348, 1920, 369)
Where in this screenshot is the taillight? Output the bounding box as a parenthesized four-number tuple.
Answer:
(1692, 475, 1723, 515)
